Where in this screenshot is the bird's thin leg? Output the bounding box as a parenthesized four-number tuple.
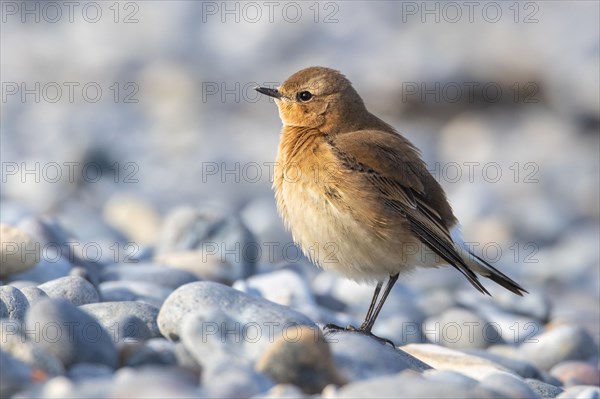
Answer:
(361, 273, 399, 334)
(358, 281, 383, 331)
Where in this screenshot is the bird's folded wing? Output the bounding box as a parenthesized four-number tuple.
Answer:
(330, 130, 491, 295)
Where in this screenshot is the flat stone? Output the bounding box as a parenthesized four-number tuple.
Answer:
(401, 343, 517, 381)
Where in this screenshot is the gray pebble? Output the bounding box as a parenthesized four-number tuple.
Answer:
(155, 206, 257, 283)
(2, 319, 65, 377)
(526, 379, 565, 398)
(38, 276, 99, 306)
(123, 338, 178, 367)
(25, 298, 118, 368)
(423, 307, 500, 349)
(98, 280, 171, 308)
(11, 257, 72, 284)
(464, 348, 544, 380)
(328, 332, 431, 381)
(481, 372, 541, 399)
(158, 281, 315, 342)
(110, 365, 203, 397)
(519, 324, 598, 370)
(100, 263, 198, 290)
(0, 224, 40, 278)
(233, 269, 315, 308)
(0, 285, 29, 321)
(492, 288, 551, 322)
(19, 286, 48, 307)
(80, 301, 161, 339)
(0, 351, 33, 398)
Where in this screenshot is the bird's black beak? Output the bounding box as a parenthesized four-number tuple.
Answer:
(255, 87, 282, 99)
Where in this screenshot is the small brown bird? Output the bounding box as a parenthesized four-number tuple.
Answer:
(256, 67, 526, 345)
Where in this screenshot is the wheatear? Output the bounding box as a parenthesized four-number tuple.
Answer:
(256, 67, 526, 345)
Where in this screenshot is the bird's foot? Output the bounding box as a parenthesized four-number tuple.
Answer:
(322, 323, 395, 348)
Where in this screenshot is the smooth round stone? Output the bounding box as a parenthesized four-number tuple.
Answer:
(10, 256, 72, 285)
(0, 224, 40, 278)
(557, 386, 600, 399)
(525, 379, 565, 398)
(519, 324, 598, 370)
(423, 307, 499, 349)
(100, 263, 198, 290)
(328, 332, 431, 382)
(0, 351, 33, 398)
(202, 358, 274, 398)
(483, 310, 543, 345)
(372, 313, 426, 345)
(80, 301, 161, 339)
(1, 319, 65, 376)
(464, 348, 544, 380)
(158, 281, 315, 342)
(98, 280, 172, 308)
(233, 269, 315, 308)
(481, 372, 540, 399)
(123, 338, 178, 367)
(102, 194, 162, 246)
(19, 286, 49, 307)
(256, 326, 345, 394)
(550, 361, 600, 387)
(155, 206, 257, 283)
(38, 276, 99, 306)
(0, 285, 29, 321)
(25, 298, 118, 368)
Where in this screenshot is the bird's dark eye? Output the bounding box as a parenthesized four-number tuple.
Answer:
(297, 91, 313, 102)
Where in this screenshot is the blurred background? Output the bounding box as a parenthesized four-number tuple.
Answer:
(2, 2, 598, 338)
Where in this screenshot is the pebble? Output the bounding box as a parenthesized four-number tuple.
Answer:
(102, 194, 162, 246)
(80, 301, 161, 339)
(256, 325, 345, 393)
(526, 379, 565, 398)
(67, 363, 113, 382)
(480, 372, 541, 399)
(0, 224, 40, 278)
(10, 257, 72, 285)
(98, 280, 172, 308)
(25, 298, 118, 368)
(550, 361, 600, 387)
(19, 286, 49, 307)
(157, 281, 315, 342)
(1, 319, 65, 376)
(519, 324, 598, 370)
(464, 348, 544, 380)
(155, 206, 257, 283)
(38, 276, 99, 306)
(122, 338, 178, 367)
(328, 332, 431, 382)
(401, 343, 516, 381)
(491, 288, 552, 322)
(233, 269, 316, 307)
(0, 285, 29, 321)
(0, 351, 35, 398)
(100, 263, 199, 290)
(257, 383, 308, 398)
(423, 307, 499, 349)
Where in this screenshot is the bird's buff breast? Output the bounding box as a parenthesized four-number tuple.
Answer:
(274, 147, 411, 282)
